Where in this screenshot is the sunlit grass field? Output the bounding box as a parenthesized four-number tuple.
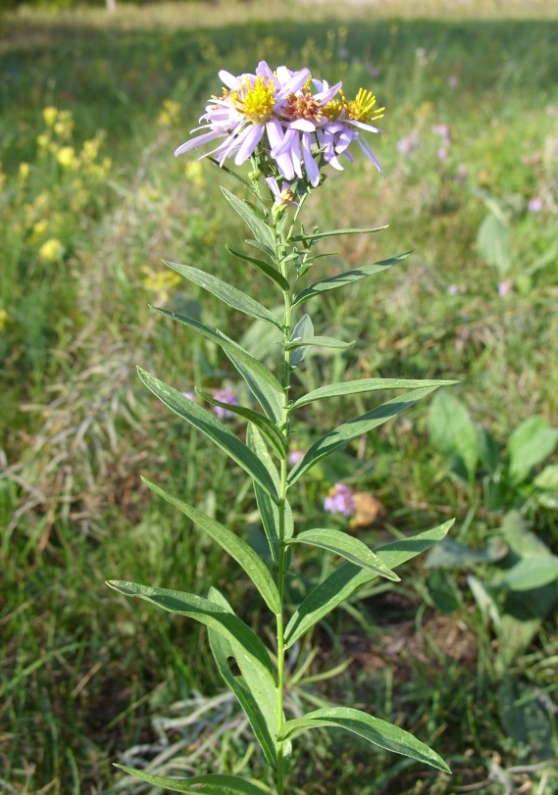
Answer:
(1, 2, 558, 793)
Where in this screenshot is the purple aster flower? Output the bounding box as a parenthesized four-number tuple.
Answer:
(528, 197, 543, 212)
(288, 449, 305, 466)
(212, 387, 240, 419)
(324, 483, 356, 517)
(498, 280, 512, 296)
(438, 147, 448, 162)
(397, 133, 420, 156)
(448, 75, 459, 88)
(433, 124, 452, 146)
(447, 283, 459, 296)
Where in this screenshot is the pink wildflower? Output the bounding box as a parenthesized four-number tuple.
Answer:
(212, 388, 240, 419)
(324, 483, 356, 517)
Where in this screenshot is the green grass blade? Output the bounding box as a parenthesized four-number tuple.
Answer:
(288, 386, 441, 486)
(115, 766, 271, 795)
(227, 247, 290, 291)
(286, 529, 399, 580)
(207, 588, 279, 768)
(221, 186, 275, 252)
(106, 581, 274, 676)
(284, 520, 454, 648)
(164, 260, 281, 329)
(142, 478, 281, 614)
(277, 706, 451, 773)
(288, 225, 388, 242)
(293, 251, 411, 306)
(291, 378, 459, 410)
(138, 368, 279, 501)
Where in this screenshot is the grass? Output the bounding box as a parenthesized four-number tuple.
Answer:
(1, 2, 558, 793)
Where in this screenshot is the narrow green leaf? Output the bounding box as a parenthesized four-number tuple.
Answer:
(106, 581, 274, 676)
(288, 225, 388, 243)
(286, 529, 399, 580)
(208, 157, 259, 198)
(284, 520, 454, 648)
(207, 588, 279, 768)
(290, 378, 459, 410)
(285, 336, 355, 352)
(290, 314, 314, 368)
(222, 186, 275, 251)
(142, 479, 281, 614)
(153, 307, 284, 425)
(293, 252, 411, 306)
(245, 238, 276, 260)
(196, 388, 288, 459)
(138, 368, 279, 501)
(115, 766, 270, 795)
(227, 247, 290, 291)
(288, 386, 440, 486)
(277, 707, 450, 773)
(164, 261, 281, 329)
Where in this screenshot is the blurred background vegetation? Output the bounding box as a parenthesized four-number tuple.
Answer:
(1, 1, 557, 794)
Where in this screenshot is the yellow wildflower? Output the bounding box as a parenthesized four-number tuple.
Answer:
(39, 238, 65, 263)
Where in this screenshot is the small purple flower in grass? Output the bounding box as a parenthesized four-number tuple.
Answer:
(288, 449, 305, 466)
(182, 391, 196, 402)
(528, 197, 543, 212)
(397, 132, 420, 156)
(212, 388, 240, 419)
(448, 75, 459, 88)
(498, 280, 512, 296)
(433, 124, 452, 146)
(447, 283, 459, 296)
(324, 483, 356, 517)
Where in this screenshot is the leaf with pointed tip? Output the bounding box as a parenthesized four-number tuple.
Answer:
(142, 479, 281, 614)
(164, 261, 281, 329)
(290, 314, 314, 368)
(208, 157, 259, 198)
(106, 581, 274, 676)
(115, 766, 270, 795)
(138, 368, 278, 501)
(288, 386, 440, 486)
(285, 336, 355, 352)
(277, 707, 450, 773)
(284, 520, 454, 648)
(290, 378, 459, 410)
(196, 388, 288, 459)
(221, 187, 275, 251)
(207, 588, 280, 768)
(245, 238, 276, 260)
(227, 247, 290, 291)
(286, 529, 399, 580)
(293, 251, 411, 306)
(288, 225, 388, 243)
(154, 307, 284, 424)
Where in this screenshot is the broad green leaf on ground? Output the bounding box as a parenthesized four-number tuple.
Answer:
(286, 529, 399, 580)
(289, 314, 314, 368)
(290, 378, 457, 410)
(288, 225, 388, 243)
(277, 707, 450, 773)
(495, 555, 558, 591)
(164, 261, 281, 328)
(534, 463, 558, 490)
(428, 391, 479, 482)
(138, 368, 278, 501)
(507, 416, 558, 484)
(207, 588, 280, 768)
(154, 307, 284, 424)
(425, 537, 508, 569)
(293, 251, 411, 306)
(247, 425, 292, 563)
(288, 386, 441, 485)
(284, 520, 454, 648)
(196, 388, 288, 459)
(221, 187, 275, 252)
(142, 479, 281, 614)
(115, 767, 270, 795)
(106, 581, 273, 676)
(285, 336, 355, 352)
(227, 247, 290, 291)
(477, 212, 512, 278)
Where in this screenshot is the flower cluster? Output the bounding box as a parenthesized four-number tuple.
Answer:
(324, 483, 357, 517)
(175, 61, 384, 189)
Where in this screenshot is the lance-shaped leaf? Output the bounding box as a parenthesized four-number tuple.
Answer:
(286, 529, 399, 580)
(142, 479, 281, 614)
(247, 425, 293, 564)
(164, 261, 281, 329)
(227, 247, 290, 291)
(245, 238, 276, 260)
(277, 707, 450, 773)
(285, 336, 355, 352)
(290, 314, 314, 369)
(288, 225, 388, 243)
(196, 388, 288, 460)
(207, 588, 280, 767)
(138, 368, 279, 501)
(290, 378, 459, 411)
(115, 766, 271, 795)
(154, 307, 284, 424)
(209, 157, 259, 198)
(106, 581, 274, 676)
(293, 251, 411, 307)
(288, 386, 440, 486)
(222, 186, 275, 252)
(284, 520, 454, 648)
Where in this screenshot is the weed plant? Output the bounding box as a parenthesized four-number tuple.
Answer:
(1, 5, 557, 794)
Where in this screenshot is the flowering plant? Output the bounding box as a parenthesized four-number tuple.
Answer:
(109, 62, 456, 794)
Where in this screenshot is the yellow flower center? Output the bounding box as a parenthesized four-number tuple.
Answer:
(322, 99, 343, 121)
(284, 91, 322, 122)
(342, 88, 385, 123)
(231, 75, 276, 124)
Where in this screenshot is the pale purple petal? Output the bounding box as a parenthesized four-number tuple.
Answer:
(291, 119, 317, 132)
(235, 124, 264, 165)
(302, 132, 320, 187)
(218, 70, 241, 90)
(357, 134, 383, 173)
(175, 130, 223, 157)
